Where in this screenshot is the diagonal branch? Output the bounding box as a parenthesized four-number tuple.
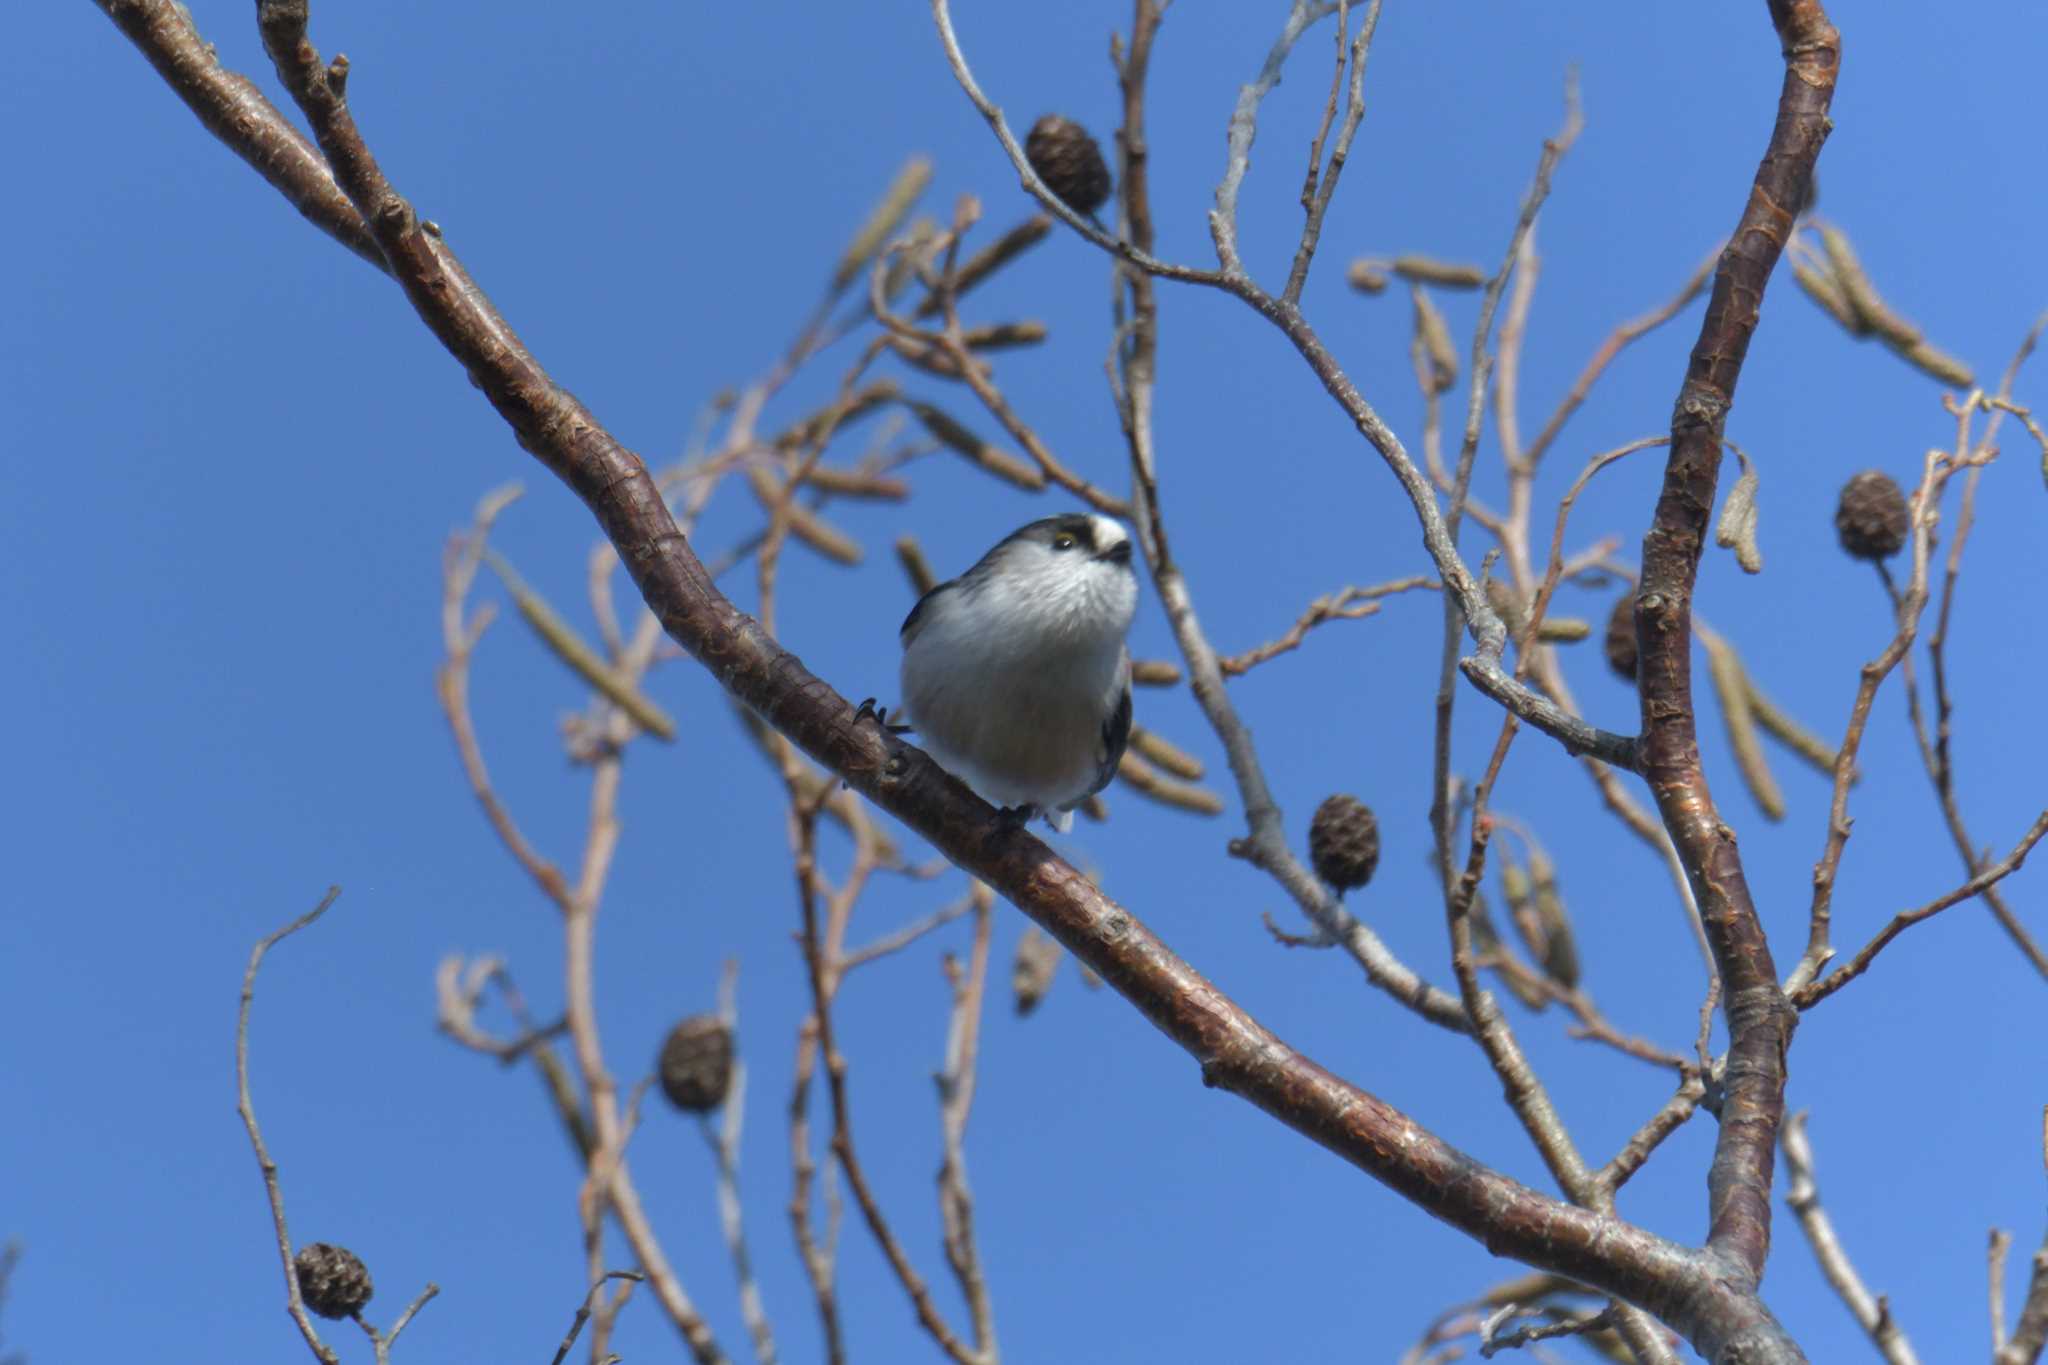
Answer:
(96, 0, 383, 269)
(1632, 0, 1837, 1290)
(1793, 811, 2048, 1009)
(1780, 1112, 1921, 1364)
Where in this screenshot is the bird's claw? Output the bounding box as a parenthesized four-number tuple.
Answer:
(996, 804, 1038, 832)
(854, 697, 912, 735)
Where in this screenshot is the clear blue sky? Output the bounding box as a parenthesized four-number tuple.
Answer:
(8, 3, 2047, 1360)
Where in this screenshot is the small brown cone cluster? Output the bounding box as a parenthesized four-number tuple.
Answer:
(1603, 595, 1638, 682)
(1308, 795, 1380, 893)
(657, 1015, 734, 1114)
(294, 1242, 373, 1321)
(1834, 470, 1910, 561)
(1025, 115, 1112, 216)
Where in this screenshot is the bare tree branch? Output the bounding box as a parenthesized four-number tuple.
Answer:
(1779, 1113, 1920, 1364)
(237, 887, 346, 1365)
(1794, 811, 2048, 1008)
(1631, 0, 1837, 1297)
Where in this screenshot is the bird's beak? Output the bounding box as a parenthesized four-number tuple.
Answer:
(1098, 540, 1133, 566)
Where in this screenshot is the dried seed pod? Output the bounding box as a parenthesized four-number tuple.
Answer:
(1706, 636, 1786, 822)
(833, 158, 933, 293)
(1116, 749, 1226, 816)
(1467, 889, 1549, 1009)
(1308, 795, 1380, 893)
(913, 215, 1053, 319)
(1024, 115, 1111, 217)
(483, 548, 678, 740)
(1603, 594, 1638, 682)
(1128, 726, 1204, 781)
(1012, 927, 1062, 1016)
(895, 535, 937, 595)
(1485, 578, 1527, 635)
(909, 403, 1046, 491)
(1130, 658, 1183, 687)
(1528, 849, 1580, 990)
(1715, 456, 1764, 575)
(1411, 287, 1458, 394)
(1346, 259, 1390, 294)
(1538, 617, 1592, 644)
(657, 1014, 734, 1113)
(294, 1243, 373, 1321)
(1392, 255, 1487, 289)
(1834, 470, 1910, 561)
(1500, 849, 1548, 967)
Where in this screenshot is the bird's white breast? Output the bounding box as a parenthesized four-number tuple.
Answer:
(900, 555, 1134, 814)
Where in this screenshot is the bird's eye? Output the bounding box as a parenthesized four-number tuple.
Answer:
(1052, 535, 1076, 551)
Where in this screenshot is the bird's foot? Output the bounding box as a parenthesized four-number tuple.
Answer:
(853, 697, 912, 735)
(996, 804, 1038, 831)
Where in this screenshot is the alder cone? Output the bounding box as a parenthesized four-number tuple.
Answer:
(1025, 115, 1112, 216)
(294, 1242, 373, 1320)
(1604, 594, 1638, 682)
(658, 1014, 734, 1113)
(1834, 470, 1910, 561)
(1309, 794, 1380, 893)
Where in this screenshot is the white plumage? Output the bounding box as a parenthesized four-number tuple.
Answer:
(897, 514, 1138, 831)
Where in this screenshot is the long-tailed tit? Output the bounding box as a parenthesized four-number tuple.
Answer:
(890, 514, 1137, 832)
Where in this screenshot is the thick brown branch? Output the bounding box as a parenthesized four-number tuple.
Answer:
(1633, 0, 1836, 1294)
(95, 0, 384, 269)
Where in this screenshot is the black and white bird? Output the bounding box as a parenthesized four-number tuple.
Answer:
(893, 514, 1138, 832)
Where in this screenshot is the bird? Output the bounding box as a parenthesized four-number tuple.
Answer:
(888, 514, 1138, 832)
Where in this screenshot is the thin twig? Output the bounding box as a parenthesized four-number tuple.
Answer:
(839, 893, 976, 973)
(791, 809, 983, 1365)
(937, 885, 1000, 1358)
(1780, 1112, 1921, 1364)
(1521, 245, 1719, 471)
(551, 1272, 647, 1365)
(703, 963, 778, 1365)
(1791, 423, 1994, 995)
(237, 887, 346, 1365)
(1217, 577, 1436, 676)
(1794, 810, 2048, 1008)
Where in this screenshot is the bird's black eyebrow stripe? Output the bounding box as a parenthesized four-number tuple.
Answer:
(1007, 514, 1098, 548)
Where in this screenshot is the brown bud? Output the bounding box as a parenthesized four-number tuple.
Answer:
(1603, 594, 1638, 682)
(294, 1242, 373, 1321)
(1834, 470, 1910, 561)
(1012, 928, 1062, 1016)
(657, 1015, 734, 1113)
(1308, 795, 1380, 893)
(1025, 115, 1112, 217)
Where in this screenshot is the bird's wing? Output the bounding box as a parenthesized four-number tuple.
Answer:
(899, 579, 955, 647)
(1086, 659, 1134, 799)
